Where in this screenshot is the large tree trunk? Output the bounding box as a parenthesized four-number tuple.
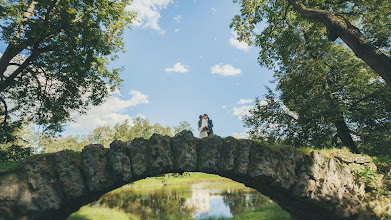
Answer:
(334, 118, 360, 154)
(287, 0, 391, 88)
(323, 81, 360, 154)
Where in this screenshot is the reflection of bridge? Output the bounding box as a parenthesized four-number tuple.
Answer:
(0, 131, 389, 219)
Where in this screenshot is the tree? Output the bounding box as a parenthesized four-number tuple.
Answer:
(231, 0, 391, 87)
(244, 44, 391, 154)
(0, 0, 135, 132)
(18, 118, 194, 153)
(0, 119, 33, 161)
(173, 121, 193, 134)
(113, 117, 175, 142)
(90, 126, 115, 147)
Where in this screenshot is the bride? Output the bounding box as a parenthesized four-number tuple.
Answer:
(198, 115, 208, 138)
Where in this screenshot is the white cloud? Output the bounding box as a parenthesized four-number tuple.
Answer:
(128, 89, 150, 106)
(210, 64, 241, 76)
(233, 105, 252, 120)
(222, 105, 227, 110)
(211, 8, 216, 15)
(127, 0, 174, 33)
(174, 15, 182, 23)
(232, 131, 249, 139)
(174, 28, 180, 32)
(165, 62, 189, 73)
(229, 31, 250, 52)
(68, 90, 149, 132)
(237, 99, 253, 105)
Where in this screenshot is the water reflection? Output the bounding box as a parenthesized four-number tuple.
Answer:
(85, 180, 282, 219)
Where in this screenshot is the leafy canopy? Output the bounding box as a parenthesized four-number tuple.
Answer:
(231, 0, 391, 73)
(245, 43, 391, 155)
(0, 0, 135, 132)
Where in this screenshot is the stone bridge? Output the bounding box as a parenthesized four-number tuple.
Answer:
(0, 131, 390, 219)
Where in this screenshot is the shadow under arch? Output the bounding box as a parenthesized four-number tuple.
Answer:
(0, 131, 382, 220)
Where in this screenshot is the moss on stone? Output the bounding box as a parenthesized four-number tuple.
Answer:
(0, 162, 20, 175)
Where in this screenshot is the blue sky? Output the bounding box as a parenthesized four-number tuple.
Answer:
(65, 0, 275, 138)
(2, 0, 275, 138)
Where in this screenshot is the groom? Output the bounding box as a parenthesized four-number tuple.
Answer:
(204, 114, 213, 136)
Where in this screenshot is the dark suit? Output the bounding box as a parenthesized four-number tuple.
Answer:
(207, 119, 213, 135)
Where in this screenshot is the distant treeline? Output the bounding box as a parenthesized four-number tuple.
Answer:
(0, 117, 192, 161)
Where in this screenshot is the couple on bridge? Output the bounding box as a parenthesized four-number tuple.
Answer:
(198, 114, 213, 138)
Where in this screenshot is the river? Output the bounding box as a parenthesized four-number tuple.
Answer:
(68, 176, 291, 219)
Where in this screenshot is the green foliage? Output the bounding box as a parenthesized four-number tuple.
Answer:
(113, 117, 174, 142)
(22, 117, 193, 153)
(0, 0, 136, 132)
(231, 205, 291, 220)
(373, 156, 391, 165)
(351, 163, 382, 191)
(0, 161, 19, 174)
(173, 121, 194, 134)
(243, 34, 391, 153)
(231, 0, 391, 68)
(0, 118, 34, 161)
(233, 0, 391, 155)
(0, 144, 32, 162)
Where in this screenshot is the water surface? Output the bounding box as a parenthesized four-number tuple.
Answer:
(69, 179, 291, 219)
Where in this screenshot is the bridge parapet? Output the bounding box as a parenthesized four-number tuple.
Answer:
(0, 131, 389, 219)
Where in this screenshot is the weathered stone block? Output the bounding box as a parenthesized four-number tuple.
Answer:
(220, 137, 236, 174)
(233, 139, 251, 176)
(81, 144, 114, 192)
(109, 140, 132, 183)
(54, 150, 87, 199)
(198, 135, 222, 173)
(148, 134, 174, 175)
(171, 131, 197, 172)
(128, 138, 149, 177)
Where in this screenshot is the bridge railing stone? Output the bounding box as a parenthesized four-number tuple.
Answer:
(0, 130, 390, 220)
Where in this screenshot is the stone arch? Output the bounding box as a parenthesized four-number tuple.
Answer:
(0, 131, 388, 219)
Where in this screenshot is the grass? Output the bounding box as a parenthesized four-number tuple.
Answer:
(128, 172, 228, 187)
(67, 206, 139, 220)
(0, 162, 20, 174)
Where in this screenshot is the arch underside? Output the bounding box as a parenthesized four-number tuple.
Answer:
(0, 131, 388, 219)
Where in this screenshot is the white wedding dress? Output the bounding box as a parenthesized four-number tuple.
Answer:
(198, 118, 208, 138)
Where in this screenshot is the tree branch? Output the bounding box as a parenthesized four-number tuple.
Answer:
(286, 0, 391, 88)
(0, 44, 40, 93)
(0, 95, 8, 132)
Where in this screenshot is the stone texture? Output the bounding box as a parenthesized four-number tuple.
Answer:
(109, 140, 132, 183)
(54, 150, 87, 200)
(127, 137, 149, 177)
(233, 139, 251, 176)
(220, 137, 236, 174)
(198, 135, 223, 173)
(0, 133, 390, 220)
(22, 155, 64, 216)
(171, 130, 197, 172)
(81, 144, 114, 192)
(148, 134, 174, 175)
